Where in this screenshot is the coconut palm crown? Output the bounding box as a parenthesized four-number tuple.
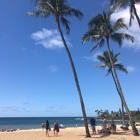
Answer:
(95, 51, 128, 76)
(27, 0, 83, 34)
(109, 0, 140, 27)
(82, 11, 134, 52)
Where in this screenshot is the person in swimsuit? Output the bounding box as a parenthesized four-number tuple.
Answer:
(53, 121, 59, 136)
(102, 116, 107, 133)
(45, 120, 50, 137)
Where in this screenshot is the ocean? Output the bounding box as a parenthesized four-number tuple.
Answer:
(0, 117, 126, 130)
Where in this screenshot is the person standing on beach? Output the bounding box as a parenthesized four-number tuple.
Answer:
(110, 118, 116, 133)
(102, 116, 107, 133)
(90, 117, 96, 134)
(53, 121, 59, 136)
(45, 120, 50, 137)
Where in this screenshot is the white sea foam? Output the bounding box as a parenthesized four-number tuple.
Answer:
(75, 118, 84, 121)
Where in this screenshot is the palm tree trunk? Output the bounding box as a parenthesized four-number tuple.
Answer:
(106, 38, 139, 136)
(121, 102, 125, 124)
(57, 19, 91, 137)
(131, 1, 140, 27)
(111, 70, 125, 124)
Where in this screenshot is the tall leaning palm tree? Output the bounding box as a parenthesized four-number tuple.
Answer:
(109, 0, 140, 27)
(82, 11, 139, 136)
(95, 51, 127, 125)
(26, 0, 90, 137)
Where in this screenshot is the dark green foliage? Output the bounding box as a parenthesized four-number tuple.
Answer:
(95, 50, 128, 76)
(27, 0, 83, 34)
(95, 109, 140, 120)
(82, 11, 134, 51)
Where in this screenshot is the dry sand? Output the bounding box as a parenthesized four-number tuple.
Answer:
(0, 125, 140, 140)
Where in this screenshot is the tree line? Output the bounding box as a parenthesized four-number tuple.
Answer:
(95, 109, 140, 120)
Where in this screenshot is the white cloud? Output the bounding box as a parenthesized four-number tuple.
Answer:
(126, 66, 135, 73)
(0, 106, 21, 112)
(111, 4, 140, 51)
(31, 28, 72, 49)
(49, 65, 58, 72)
(83, 51, 102, 62)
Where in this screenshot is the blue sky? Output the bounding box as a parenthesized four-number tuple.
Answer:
(0, 0, 140, 117)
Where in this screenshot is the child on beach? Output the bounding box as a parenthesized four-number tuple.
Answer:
(42, 122, 45, 130)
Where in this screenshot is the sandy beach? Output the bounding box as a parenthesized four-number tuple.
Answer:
(0, 125, 140, 140)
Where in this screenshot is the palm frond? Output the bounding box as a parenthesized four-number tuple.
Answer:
(57, 0, 66, 9)
(60, 16, 70, 34)
(26, 0, 54, 17)
(26, 10, 44, 17)
(109, 0, 120, 5)
(112, 18, 127, 31)
(115, 63, 128, 74)
(95, 64, 106, 68)
(90, 38, 105, 52)
(111, 33, 134, 46)
(82, 28, 102, 43)
(88, 14, 103, 29)
(106, 11, 114, 20)
(49, 0, 57, 10)
(110, 33, 123, 46)
(38, 0, 55, 12)
(97, 55, 107, 63)
(106, 68, 112, 76)
(109, 0, 128, 10)
(114, 53, 120, 59)
(69, 8, 83, 19)
(88, 11, 113, 35)
(60, 5, 73, 16)
(123, 33, 134, 42)
(129, 5, 135, 26)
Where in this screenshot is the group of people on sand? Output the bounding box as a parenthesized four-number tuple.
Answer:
(42, 120, 59, 137)
(90, 116, 116, 134)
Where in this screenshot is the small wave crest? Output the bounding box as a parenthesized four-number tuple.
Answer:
(75, 118, 84, 121)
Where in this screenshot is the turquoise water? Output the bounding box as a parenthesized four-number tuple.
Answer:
(0, 117, 125, 130)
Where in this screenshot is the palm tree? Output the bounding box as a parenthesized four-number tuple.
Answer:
(95, 109, 103, 119)
(26, 0, 90, 137)
(95, 50, 127, 125)
(109, 0, 140, 27)
(82, 11, 139, 135)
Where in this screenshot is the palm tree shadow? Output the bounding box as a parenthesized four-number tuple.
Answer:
(77, 131, 134, 138)
(77, 133, 111, 138)
(113, 131, 133, 136)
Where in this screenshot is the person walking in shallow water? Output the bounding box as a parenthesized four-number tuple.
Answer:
(53, 121, 59, 136)
(45, 120, 50, 137)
